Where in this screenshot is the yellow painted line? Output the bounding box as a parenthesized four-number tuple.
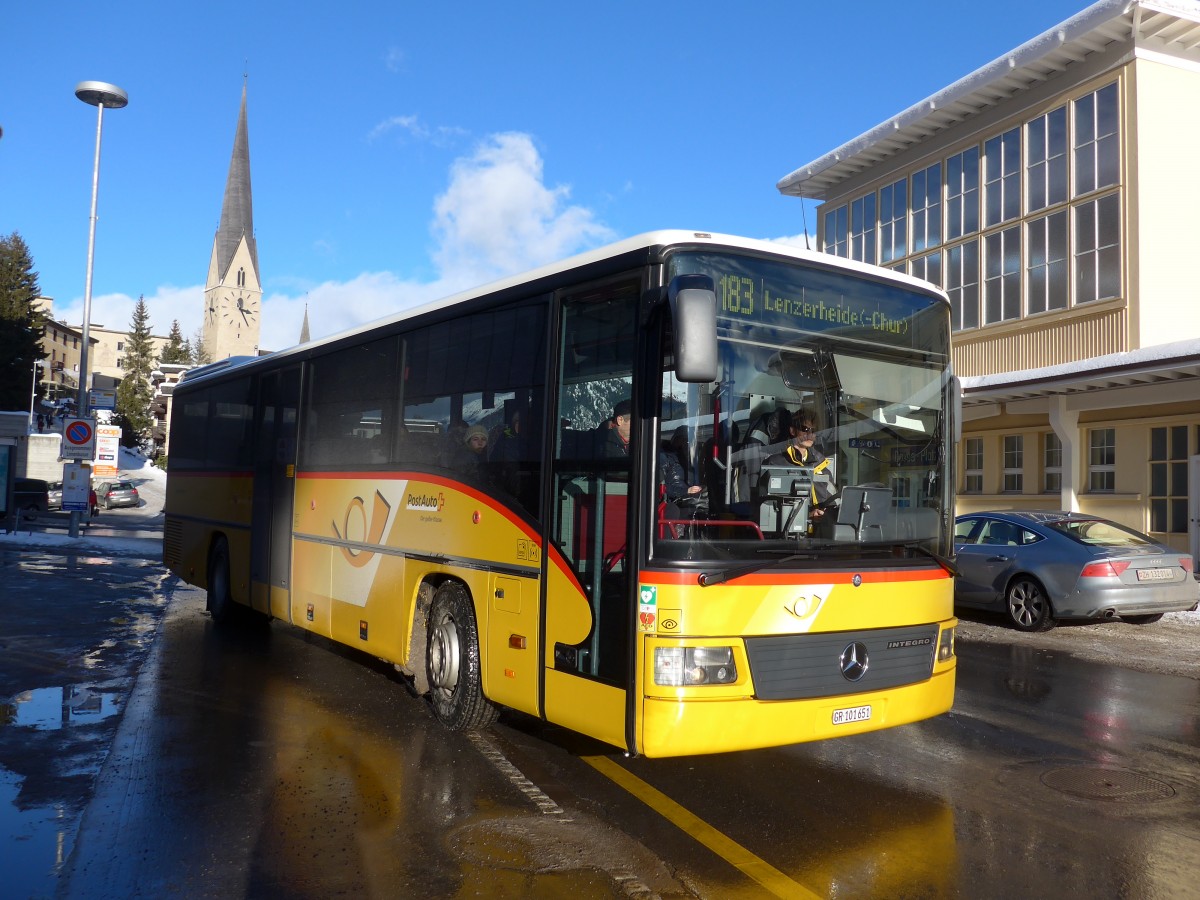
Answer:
(582, 754, 821, 900)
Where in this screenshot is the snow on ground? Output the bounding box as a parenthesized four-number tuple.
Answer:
(1, 444, 166, 556)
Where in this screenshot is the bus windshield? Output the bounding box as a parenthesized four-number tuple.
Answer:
(654, 251, 953, 564)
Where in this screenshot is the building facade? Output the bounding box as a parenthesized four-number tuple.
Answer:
(778, 0, 1200, 559)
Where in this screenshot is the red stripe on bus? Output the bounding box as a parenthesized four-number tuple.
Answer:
(640, 567, 951, 586)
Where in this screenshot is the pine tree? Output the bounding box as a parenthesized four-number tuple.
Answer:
(159, 319, 190, 365)
(0, 232, 47, 412)
(114, 296, 156, 447)
(191, 327, 212, 365)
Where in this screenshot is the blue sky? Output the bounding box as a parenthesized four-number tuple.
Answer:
(2, 0, 1091, 353)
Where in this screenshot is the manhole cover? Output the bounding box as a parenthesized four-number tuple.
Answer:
(1040, 766, 1175, 802)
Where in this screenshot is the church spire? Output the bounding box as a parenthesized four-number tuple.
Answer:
(213, 81, 257, 282)
(299, 302, 311, 343)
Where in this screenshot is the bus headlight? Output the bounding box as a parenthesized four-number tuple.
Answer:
(937, 626, 956, 662)
(654, 646, 737, 686)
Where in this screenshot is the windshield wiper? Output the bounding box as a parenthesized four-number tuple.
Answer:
(902, 542, 959, 577)
(698, 551, 814, 587)
(698, 541, 959, 587)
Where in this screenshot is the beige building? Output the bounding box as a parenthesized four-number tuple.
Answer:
(33, 297, 168, 400)
(778, 0, 1200, 561)
(85, 324, 169, 392)
(33, 303, 93, 404)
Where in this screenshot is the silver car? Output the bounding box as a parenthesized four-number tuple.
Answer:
(954, 511, 1198, 631)
(94, 479, 140, 510)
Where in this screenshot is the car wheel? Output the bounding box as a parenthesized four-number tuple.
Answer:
(425, 582, 498, 731)
(207, 538, 235, 624)
(1005, 577, 1056, 632)
(1122, 613, 1164, 625)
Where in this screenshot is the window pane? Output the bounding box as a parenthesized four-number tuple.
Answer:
(1150, 426, 1167, 460)
(1171, 425, 1188, 459)
(1151, 498, 1167, 532)
(1151, 461, 1167, 496)
(1170, 498, 1188, 533)
(947, 149, 980, 240)
(1171, 461, 1188, 496)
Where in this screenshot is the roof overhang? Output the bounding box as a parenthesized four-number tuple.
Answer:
(960, 339, 1200, 409)
(778, 0, 1200, 201)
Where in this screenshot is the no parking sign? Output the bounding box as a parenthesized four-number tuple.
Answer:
(61, 417, 97, 461)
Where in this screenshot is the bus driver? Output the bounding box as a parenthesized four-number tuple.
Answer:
(764, 410, 836, 519)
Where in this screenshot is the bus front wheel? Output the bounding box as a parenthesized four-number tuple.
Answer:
(426, 582, 498, 730)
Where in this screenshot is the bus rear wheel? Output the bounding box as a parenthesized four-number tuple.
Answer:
(426, 582, 497, 730)
(207, 538, 235, 624)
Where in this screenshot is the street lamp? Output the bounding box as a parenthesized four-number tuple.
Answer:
(28, 359, 46, 433)
(74, 80, 128, 419)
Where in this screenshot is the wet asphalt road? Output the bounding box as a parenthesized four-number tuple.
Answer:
(3, 515, 1200, 898)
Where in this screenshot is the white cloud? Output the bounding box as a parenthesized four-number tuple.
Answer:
(369, 114, 466, 148)
(431, 132, 614, 286)
(768, 232, 816, 252)
(52, 131, 613, 359)
(48, 285, 203, 345)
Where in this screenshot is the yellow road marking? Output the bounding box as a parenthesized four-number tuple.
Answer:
(581, 755, 821, 899)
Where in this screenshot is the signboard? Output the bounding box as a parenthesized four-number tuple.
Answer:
(62, 461, 90, 512)
(89, 389, 117, 411)
(61, 417, 97, 461)
(93, 425, 122, 479)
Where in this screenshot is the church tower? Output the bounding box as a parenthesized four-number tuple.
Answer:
(202, 82, 262, 360)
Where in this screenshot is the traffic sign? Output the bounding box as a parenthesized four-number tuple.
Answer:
(62, 417, 97, 460)
(89, 389, 117, 410)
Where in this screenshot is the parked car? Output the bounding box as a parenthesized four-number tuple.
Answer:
(94, 479, 140, 510)
(47, 480, 63, 510)
(12, 478, 50, 512)
(954, 511, 1199, 631)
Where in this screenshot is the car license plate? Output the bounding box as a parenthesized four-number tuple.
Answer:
(1136, 567, 1174, 581)
(832, 704, 872, 725)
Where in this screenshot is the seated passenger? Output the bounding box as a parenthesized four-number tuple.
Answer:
(440, 424, 490, 480)
(599, 399, 633, 458)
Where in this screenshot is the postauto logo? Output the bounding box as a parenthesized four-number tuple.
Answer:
(406, 491, 445, 513)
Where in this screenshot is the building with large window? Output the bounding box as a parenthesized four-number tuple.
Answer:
(778, 0, 1200, 559)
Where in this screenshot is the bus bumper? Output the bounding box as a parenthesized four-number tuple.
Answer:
(638, 667, 955, 758)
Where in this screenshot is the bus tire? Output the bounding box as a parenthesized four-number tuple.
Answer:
(426, 582, 497, 730)
(207, 537, 235, 625)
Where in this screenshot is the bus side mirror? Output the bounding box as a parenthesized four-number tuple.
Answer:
(668, 274, 718, 383)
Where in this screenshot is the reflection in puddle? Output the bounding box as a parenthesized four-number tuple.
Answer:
(1, 766, 71, 896)
(3, 685, 120, 730)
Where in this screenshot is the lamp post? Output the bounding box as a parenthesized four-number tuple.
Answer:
(72, 81, 126, 538)
(74, 80, 128, 419)
(28, 359, 45, 433)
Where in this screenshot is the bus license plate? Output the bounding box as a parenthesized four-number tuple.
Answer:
(832, 705, 872, 725)
(1136, 567, 1174, 581)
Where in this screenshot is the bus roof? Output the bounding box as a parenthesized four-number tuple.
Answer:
(182, 230, 948, 386)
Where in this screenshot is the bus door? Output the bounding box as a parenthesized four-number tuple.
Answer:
(544, 279, 640, 750)
(250, 365, 301, 617)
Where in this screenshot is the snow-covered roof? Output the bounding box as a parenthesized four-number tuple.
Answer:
(778, 0, 1200, 200)
(959, 337, 1200, 404)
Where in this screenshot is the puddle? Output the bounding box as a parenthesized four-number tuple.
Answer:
(3, 685, 120, 730)
(1, 766, 72, 897)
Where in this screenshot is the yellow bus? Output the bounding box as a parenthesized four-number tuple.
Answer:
(164, 231, 957, 757)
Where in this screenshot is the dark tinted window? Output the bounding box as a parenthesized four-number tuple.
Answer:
(302, 337, 400, 469)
